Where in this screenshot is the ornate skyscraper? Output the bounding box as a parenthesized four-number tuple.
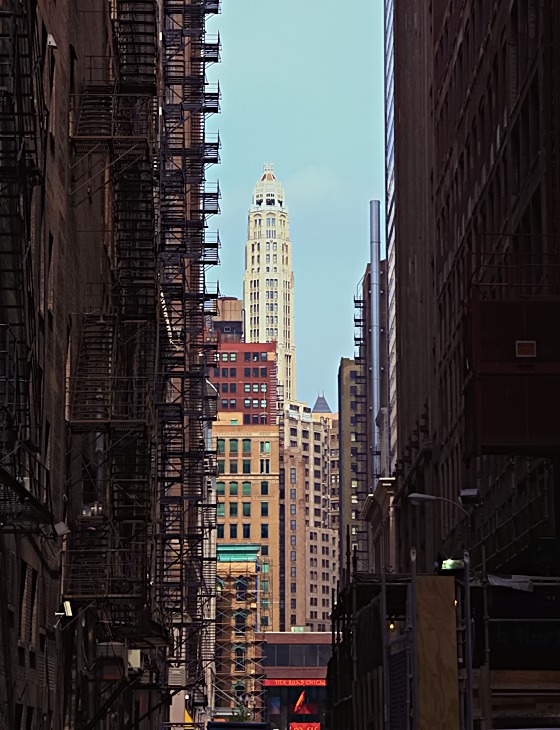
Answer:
(243, 164, 296, 402)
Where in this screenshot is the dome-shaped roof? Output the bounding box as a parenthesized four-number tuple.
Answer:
(250, 163, 286, 211)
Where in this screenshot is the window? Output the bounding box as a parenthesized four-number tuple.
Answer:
(252, 383, 259, 392)
(260, 459, 270, 474)
(229, 482, 238, 496)
(260, 441, 270, 454)
(290, 467, 296, 483)
(234, 647, 246, 671)
(290, 504, 296, 515)
(222, 383, 229, 394)
(242, 523, 251, 538)
(230, 367, 236, 377)
(290, 520, 296, 530)
(261, 524, 269, 539)
(262, 545, 269, 556)
(217, 503, 225, 517)
(234, 610, 247, 633)
(221, 368, 228, 377)
(244, 352, 251, 361)
(260, 367, 267, 377)
(244, 368, 251, 377)
(242, 502, 251, 517)
(291, 551, 296, 561)
(234, 578, 248, 601)
(290, 567, 296, 577)
(217, 459, 225, 474)
(233, 681, 246, 700)
(229, 439, 238, 453)
(217, 439, 225, 454)
(242, 439, 251, 453)
(217, 524, 224, 538)
(229, 460, 238, 474)
(290, 488, 296, 499)
(230, 503, 238, 517)
(261, 383, 267, 392)
(244, 383, 251, 392)
(261, 502, 269, 517)
(290, 535, 296, 545)
(242, 482, 251, 496)
(290, 582, 296, 593)
(216, 482, 225, 496)
(261, 481, 269, 495)
(242, 459, 251, 474)
(221, 399, 228, 409)
(230, 399, 236, 408)
(230, 524, 238, 539)
(291, 598, 297, 609)
(244, 398, 251, 408)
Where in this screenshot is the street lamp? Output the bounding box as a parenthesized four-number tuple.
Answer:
(407, 492, 474, 730)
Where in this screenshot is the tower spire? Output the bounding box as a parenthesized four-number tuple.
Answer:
(242, 164, 296, 401)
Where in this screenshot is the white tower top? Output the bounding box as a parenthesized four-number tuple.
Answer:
(243, 164, 296, 402)
(250, 164, 287, 212)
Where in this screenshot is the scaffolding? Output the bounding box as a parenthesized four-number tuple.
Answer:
(0, 5, 52, 532)
(215, 559, 269, 720)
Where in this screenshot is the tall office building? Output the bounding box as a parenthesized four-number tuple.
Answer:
(385, 0, 398, 472)
(243, 164, 296, 402)
(391, 0, 560, 578)
(284, 400, 339, 631)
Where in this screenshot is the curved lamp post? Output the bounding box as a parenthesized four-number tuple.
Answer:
(407, 492, 474, 730)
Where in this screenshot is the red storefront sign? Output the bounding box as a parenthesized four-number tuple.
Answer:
(289, 723, 321, 730)
(264, 679, 326, 687)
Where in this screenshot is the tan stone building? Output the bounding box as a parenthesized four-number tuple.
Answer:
(284, 400, 339, 632)
(214, 414, 281, 632)
(215, 544, 267, 720)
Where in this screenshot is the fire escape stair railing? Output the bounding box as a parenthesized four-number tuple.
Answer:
(0, 10, 51, 531)
(155, 0, 220, 698)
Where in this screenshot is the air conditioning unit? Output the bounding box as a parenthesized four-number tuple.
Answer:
(168, 666, 186, 687)
(96, 642, 127, 664)
(128, 649, 143, 671)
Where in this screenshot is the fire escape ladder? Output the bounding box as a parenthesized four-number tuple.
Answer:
(157, 0, 220, 705)
(0, 9, 51, 532)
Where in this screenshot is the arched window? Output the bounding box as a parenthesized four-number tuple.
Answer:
(233, 681, 246, 702)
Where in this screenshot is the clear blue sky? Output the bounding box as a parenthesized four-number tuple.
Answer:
(207, 1, 385, 411)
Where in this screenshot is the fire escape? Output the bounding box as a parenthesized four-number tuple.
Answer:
(63, 0, 170, 724)
(352, 293, 370, 572)
(0, 7, 51, 533)
(158, 0, 220, 721)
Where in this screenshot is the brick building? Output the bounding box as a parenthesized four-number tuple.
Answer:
(0, 0, 220, 727)
(210, 341, 278, 425)
(389, 0, 560, 576)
